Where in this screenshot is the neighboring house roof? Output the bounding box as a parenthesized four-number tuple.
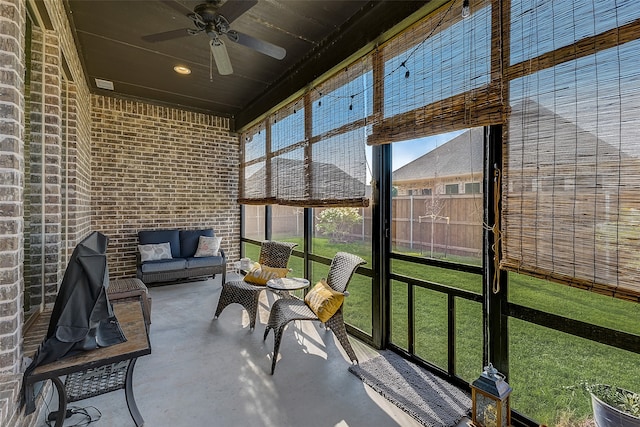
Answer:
(244, 157, 366, 201)
(509, 98, 631, 165)
(392, 127, 484, 183)
(393, 98, 631, 185)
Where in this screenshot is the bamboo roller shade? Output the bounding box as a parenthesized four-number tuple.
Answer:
(502, 0, 640, 301)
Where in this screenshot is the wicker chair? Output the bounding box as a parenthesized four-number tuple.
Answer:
(214, 241, 297, 330)
(263, 251, 366, 374)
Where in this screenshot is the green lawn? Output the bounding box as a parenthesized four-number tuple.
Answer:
(246, 238, 640, 425)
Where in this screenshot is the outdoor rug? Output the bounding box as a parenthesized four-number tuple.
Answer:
(348, 351, 471, 427)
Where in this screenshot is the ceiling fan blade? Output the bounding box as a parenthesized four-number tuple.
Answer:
(142, 28, 192, 43)
(142, 1, 204, 42)
(218, 0, 258, 24)
(210, 39, 234, 75)
(226, 30, 286, 60)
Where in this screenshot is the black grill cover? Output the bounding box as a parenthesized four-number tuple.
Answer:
(26, 231, 126, 371)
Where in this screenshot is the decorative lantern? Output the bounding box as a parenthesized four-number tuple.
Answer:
(470, 363, 512, 427)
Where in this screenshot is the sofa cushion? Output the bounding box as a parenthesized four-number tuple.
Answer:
(139, 230, 181, 258)
(180, 229, 214, 258)
(186, 256, 225, 269)
(140, 258, 187, 273)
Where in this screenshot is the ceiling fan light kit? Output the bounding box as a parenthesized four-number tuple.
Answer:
(143, 0, 286, 76)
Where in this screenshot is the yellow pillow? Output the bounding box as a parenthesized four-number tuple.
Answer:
(243, 263, 289, 285)
(304, 279, 344, 323)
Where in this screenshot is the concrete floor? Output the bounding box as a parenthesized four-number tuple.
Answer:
(37, 275, 468, 427)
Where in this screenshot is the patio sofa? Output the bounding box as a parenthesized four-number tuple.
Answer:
(136, 228, 226, 285)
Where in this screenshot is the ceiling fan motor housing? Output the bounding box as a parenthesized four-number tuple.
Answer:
(194, 3, 222, 23)
(194, 2, 230, 34)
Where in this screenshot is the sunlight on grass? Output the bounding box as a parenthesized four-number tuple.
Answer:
(390, 280, 409, 350)
(509, 272, 640, 335)
(392, 259, 482, 293)
(343, 274, 372, 334)
(455, 298, 483, 383)
(393, 246, 482, 267)
(509, 318, 640, 425)
(414, 288, 448, 370)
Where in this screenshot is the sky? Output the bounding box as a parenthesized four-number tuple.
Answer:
(391, 130, 467, 171)
(363, 129, 466, 184)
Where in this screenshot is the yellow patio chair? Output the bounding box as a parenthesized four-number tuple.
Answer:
(214, 241, 297, 330)
(263, 251, 366, 374)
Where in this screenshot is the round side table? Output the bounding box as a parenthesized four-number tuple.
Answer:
(266, 277, 310, 298)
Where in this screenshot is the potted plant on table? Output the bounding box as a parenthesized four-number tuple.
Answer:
(588, 384, 640, 427)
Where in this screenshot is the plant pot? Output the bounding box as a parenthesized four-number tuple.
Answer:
(591, 387, 640, 427)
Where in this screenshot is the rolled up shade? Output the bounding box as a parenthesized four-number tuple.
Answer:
(368, 0, 498, 145)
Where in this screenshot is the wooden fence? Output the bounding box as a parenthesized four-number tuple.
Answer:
(244, 195, 484, 259)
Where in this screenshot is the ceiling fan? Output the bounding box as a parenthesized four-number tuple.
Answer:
(143, 0, 286, 75)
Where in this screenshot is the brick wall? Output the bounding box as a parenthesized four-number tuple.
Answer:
(24, 27, 62, 309)
(62, 79, 92, 266)
(51, 0, 93, 262)
(91, 96, 240, 279)
(0, 0, 26, 424)
(0, 0, 25, 376)
(0, 0, 95, 424)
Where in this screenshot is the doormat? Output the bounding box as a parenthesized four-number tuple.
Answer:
(349, 351, 471, 427)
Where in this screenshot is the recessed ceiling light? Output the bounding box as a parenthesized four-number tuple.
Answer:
(173, 65, 191, 75)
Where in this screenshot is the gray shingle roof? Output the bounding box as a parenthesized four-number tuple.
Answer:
(245, 157, 366, 201)
(393, 98, 628, 185)
(392, 127, 484, 182)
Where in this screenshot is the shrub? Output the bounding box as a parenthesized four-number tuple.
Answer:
(315, 208, 362, 243)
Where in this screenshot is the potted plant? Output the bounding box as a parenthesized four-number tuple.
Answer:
(588, 384, 640, 427)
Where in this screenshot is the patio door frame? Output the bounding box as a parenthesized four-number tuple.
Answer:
(380, 125, 499, 391)
(371, 143, 392, 349)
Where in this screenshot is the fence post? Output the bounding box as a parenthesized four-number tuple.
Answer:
(409, 194, 414, 249)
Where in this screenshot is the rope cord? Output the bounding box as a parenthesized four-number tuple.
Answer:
(492, 166, 502, 294)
